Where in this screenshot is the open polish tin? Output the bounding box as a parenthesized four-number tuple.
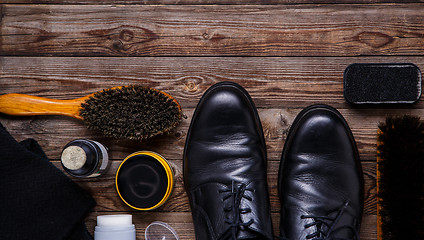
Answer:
(116, 151, 174, 211)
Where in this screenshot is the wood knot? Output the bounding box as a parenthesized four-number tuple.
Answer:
(260, 109, 291, 139)
(86, 25, 159, 54)
(119, 30, 134, 42)
(201, 31, 225, 41)
(179, 76, 204, 95)
(354, 31, 394, 48)
(174, 131, 183, 139)
(185, 81, 197, 92)
(202, 32, 211, 40)
(112, 40, 124, 50)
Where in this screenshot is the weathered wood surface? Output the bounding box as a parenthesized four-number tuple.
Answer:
(2, 5, 424, 56)
(2, 57, 424, 160)
(2, 56, 424, 109)
(3, 0, 424, 4)
(1, 1, 422, 238)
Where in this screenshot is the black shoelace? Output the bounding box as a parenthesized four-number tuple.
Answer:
(219, 181, 255, 240)
(278, 202, 360, 240)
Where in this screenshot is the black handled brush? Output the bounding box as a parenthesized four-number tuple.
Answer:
(0, 86, 182, 141)
(377, 116, 424, 240)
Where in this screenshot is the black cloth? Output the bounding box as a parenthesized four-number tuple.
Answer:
(0, 122, 95, 240)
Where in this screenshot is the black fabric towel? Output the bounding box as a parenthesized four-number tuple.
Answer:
(0, 122, 95, 240)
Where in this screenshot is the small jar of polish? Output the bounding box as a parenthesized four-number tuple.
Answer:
(61, 139, 110, 178)
(116, 151, 174, 211)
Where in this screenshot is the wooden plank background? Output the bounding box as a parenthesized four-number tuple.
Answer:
(2, 5, 424, 56)
(3, 0, 424, 4)
(1, 1, 423, 239)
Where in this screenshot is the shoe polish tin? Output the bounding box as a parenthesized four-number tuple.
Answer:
(116, 151, 174, 211)
(61, 139, 110, 178)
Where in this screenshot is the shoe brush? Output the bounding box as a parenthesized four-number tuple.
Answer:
(0, 86, 182, 141)
(377, 116, 424, 240)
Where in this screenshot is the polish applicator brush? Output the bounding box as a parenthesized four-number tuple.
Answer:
(0, 86, 182, 141)
(377, 116, 424, 240)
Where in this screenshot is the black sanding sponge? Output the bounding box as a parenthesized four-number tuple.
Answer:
(344, 63, 422, 104)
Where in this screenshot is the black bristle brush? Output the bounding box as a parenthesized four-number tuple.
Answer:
(0, 86, 182, 141)
(377, 115, 424, 240)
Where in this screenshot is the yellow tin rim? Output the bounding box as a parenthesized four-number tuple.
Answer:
(116, 151, 174, 211)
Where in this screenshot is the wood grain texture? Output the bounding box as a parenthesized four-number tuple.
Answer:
(0, 93, 88, 118)
(2, 56, 424, 162)
(1, 5, 424, 56)
(1, 0, 421, 236)
(1, 56, 424, 108)
(3, 0, 424, 4)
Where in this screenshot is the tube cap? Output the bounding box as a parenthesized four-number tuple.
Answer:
(97, 214, 133, 227)
(94, 214, 136, 240)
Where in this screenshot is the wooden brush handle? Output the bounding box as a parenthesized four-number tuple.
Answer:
(0, 93, 90, 120)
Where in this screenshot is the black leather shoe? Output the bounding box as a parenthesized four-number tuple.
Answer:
(184, 82, 274, 240)
(278, 105, 363, 240)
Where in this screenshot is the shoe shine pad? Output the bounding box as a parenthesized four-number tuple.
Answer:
(344, 63, 422, 104)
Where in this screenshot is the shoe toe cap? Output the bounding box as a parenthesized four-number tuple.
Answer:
(184, 82, 266, 189)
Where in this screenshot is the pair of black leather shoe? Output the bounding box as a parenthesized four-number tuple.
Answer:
(184, 82, 363, 240)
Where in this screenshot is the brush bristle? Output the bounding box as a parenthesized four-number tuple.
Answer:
(79, 86, 182, 141)
(377, 116, 424, 240)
